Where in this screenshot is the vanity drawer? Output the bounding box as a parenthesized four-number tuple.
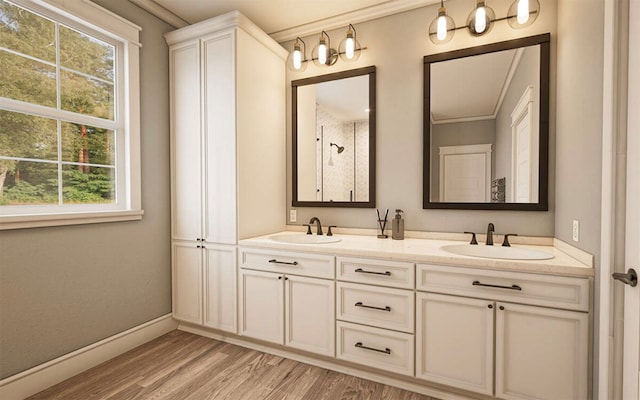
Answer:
(240, 248, 335, 279)
(337, 282, 414, 333)
(416, 264, 590, 312)
(337, 256, 414, 289)
(336, 321, 414, 377)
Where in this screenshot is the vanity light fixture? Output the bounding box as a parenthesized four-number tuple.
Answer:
(467, 0, 495, 36)
(338, 24, 362, 62)
(507, 0, 540, 28)
(428, 0, 541, 44)
(428, 0, 456, 44)
(312, 31, 338, 67)
(287, 37, 308, 72)
(288, 25, 367, 70)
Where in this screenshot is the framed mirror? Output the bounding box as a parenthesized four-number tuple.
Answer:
(423, 34, 550, 210)
(292, 66, 376, 208)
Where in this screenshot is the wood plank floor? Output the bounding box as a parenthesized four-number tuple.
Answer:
(28, 330, 441, 400)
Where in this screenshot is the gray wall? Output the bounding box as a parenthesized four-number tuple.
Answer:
(0, 0, 173, 379)
(285, 0, 558, 238)
(555, 0, 603, 263)
(430, 119, 496, 201)
(555, 1, 604, 394)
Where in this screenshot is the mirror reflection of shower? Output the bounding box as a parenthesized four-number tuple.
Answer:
(328, 142, 344, 167)
(330, 142, 345, 153)
(317, 116, 368, 202)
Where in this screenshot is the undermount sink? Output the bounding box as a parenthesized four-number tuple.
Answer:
(441, 244, 554, 260)
(269, 233, 341, 244)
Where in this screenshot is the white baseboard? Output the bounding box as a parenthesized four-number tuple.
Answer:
(0, 314, 177, 400)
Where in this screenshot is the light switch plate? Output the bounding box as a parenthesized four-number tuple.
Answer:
(572, 220, 580, 242)
(289, 209, 297, 223)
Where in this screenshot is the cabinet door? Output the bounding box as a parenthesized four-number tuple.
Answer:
(172, 242, 202, 324)
(495, 302, 589, 400)
(416, 292, 494, 395)
(170, 40, 202, 241)
(203, 245, 236, 333)
(201, 30, 237, 245)
(239, 269, 283, 344)
(285, 275, 335, 357)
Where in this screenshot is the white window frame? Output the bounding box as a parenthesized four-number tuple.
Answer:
(0, 0, 143, 229)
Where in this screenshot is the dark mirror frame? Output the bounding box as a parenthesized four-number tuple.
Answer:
(423, 33, 550, 211)
(292, 66, 376, 208)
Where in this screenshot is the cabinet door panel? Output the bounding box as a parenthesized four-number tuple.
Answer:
(240, 269, 283, 344)
(495, 303, 589, 400)
(204, 245, 236, 333)
(285, 276, 335, 356)
(416, 292, 494, 395)
(170, 41, 202, 241)
(172, 242, 202, 324)
(202, 31, 237, 245)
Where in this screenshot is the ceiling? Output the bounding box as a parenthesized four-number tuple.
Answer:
(316, 75, 370, 121)
(430, 49, 522, 123)
(133, 0, 438, 40)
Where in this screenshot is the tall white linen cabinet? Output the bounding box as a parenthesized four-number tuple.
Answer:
(165, 12, 287, 332)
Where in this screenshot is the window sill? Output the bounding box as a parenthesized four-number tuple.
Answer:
(0, 210, 144, 230)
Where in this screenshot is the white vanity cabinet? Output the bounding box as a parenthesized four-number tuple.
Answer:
(416, 263, 590, 400)
(239, 248, 336, 357)
(335, 257, 416, 377)
(494, 302, 589, 400)
(166, 12, 286, 331)
(172, 242, 237, 332)
(172, 242, 203, 324)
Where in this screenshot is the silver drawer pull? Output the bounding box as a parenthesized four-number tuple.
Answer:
(268, 259, 298, 266)
(354, 302, 391, 312)
(472, 280, 522, 291)
(355, 342, 391, 355)
(354, 268, 391, 276)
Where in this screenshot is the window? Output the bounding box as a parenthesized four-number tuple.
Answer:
(0, 0, 142, 229)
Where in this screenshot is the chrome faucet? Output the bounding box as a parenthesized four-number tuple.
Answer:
(308, 217, 323, 235)
(486, 223, 495, 245)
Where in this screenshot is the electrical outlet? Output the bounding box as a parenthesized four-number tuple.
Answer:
(572, 220, 580, 242)
(289, 209, 297, 223)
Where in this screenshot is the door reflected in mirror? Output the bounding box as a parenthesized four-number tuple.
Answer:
(424, 34, 550, 211)
(293, 66, 376, 208)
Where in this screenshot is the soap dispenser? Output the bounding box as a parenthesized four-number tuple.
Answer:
(392, 209, 404, 240)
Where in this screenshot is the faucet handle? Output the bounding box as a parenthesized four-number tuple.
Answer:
(302, 224, 312, 235)
(464, 231, 478, 245)
(502, 233, 518, 247)
(327, 225, 337, 236)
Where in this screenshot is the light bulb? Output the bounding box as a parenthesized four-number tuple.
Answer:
(437, 15, 447, 40)
(517, 0, 529, 24)
(475, 6, 487, 34)
(345, 36, 355, 59)
(318, 42, 327, 64)
(292, 49, 302, 70)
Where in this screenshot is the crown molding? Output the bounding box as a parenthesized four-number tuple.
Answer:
(269, 0, 440, 42)
(128, 0, 189, 28)
(129, 0, 440, 42)
(164, 10, 288, 60)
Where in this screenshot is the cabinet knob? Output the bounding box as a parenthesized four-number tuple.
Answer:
(499, 306, 505, 311)
(278, 276, 282, 280)
(487, 304, 493, 309)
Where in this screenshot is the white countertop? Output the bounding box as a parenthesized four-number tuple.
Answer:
(239, 231, 594, 278)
